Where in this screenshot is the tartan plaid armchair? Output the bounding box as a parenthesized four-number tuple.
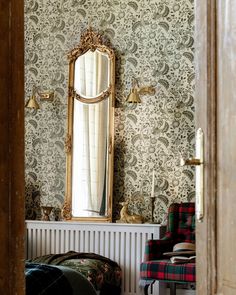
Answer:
(140, 202, 196, 295)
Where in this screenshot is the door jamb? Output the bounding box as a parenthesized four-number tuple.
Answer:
(195, 0, 217, 294)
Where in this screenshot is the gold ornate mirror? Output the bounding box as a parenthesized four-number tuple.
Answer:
(63, 28, 115, 221)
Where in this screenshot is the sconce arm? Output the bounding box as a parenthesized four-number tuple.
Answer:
(138, 86, 156, 95)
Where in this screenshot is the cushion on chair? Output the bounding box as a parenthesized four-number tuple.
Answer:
(164, 203, 195, 243)
(140, 260, 195, 283)
(144, 239, 174, 261)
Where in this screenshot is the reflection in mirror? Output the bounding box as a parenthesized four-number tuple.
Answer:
(62, 28, 115, 222)
(74, 50, 110, 99)
(72, 99, 109, 217)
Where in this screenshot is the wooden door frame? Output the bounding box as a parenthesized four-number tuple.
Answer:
(0, 0, 218, 293)
(195, 0, 217, 294)
(0, 0, 25, 293)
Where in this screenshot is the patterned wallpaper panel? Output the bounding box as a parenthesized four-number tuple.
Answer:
(25, 0, 195, 223)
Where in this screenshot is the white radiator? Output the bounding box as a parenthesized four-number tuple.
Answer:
(25, 221, 163, 295)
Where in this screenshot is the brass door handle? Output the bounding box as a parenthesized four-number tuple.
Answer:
(180, 158, 202, 166)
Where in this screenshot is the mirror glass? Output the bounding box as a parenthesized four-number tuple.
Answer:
(74, 49, 110, 99)
(63, 28, 115, 221)
(72, 98, 110, 217)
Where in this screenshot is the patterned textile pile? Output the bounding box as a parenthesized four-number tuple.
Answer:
(28, 251, 122, 295)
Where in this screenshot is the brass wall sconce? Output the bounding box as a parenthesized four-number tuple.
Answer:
(126, 78, 156, 103)
(25, 86, 54, 109)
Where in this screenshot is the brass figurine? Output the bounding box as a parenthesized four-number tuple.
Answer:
(117, 201, 143, 224)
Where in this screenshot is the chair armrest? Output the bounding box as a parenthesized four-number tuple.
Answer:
(144, 239, 174, 261)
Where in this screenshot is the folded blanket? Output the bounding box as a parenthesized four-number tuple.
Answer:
(28, 251, 119, 267)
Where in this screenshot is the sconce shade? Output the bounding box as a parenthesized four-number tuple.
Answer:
(25, 86, 54, 110)
(25, 94, 40, 109)
(126, 78, 156, 103)
(127, 88, 141, 103)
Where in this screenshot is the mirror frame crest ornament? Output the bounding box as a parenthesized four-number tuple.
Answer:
(67, 27, 115, 104)
(62, 27, 115, 222)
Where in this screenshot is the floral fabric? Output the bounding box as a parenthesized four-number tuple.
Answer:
(60, 258, 121, 294)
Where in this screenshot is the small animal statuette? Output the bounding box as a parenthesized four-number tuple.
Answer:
(117, 201, 143, 224)
(61, 201, 72, 220)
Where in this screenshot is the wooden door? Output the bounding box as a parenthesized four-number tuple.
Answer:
(194, 1, 217, 293)
(195, 0, 236, 294)
(0, 0, 25, 293)
(216, 0, 236, 294)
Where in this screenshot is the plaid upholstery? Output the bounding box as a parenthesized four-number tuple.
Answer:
(140, 202, 196, 285)
(144, 239, 174, 261)
(144, 203, 195, 261)
(140, 260, 195, 283)
(164, 203, 195, 243)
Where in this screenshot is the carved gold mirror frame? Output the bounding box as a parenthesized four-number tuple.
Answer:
(63, 28, 115, 222)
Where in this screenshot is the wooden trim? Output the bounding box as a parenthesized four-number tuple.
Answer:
(195, 0, 217, 294)
(0, 0, 25, 293)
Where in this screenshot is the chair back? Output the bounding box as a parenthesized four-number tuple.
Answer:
(164, 202, 195, 243)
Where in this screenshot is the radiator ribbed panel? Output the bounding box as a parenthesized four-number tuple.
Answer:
(26, 221, 162, 295)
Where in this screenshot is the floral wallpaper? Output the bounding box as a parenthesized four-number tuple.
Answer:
(25, 0, 195, 223)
